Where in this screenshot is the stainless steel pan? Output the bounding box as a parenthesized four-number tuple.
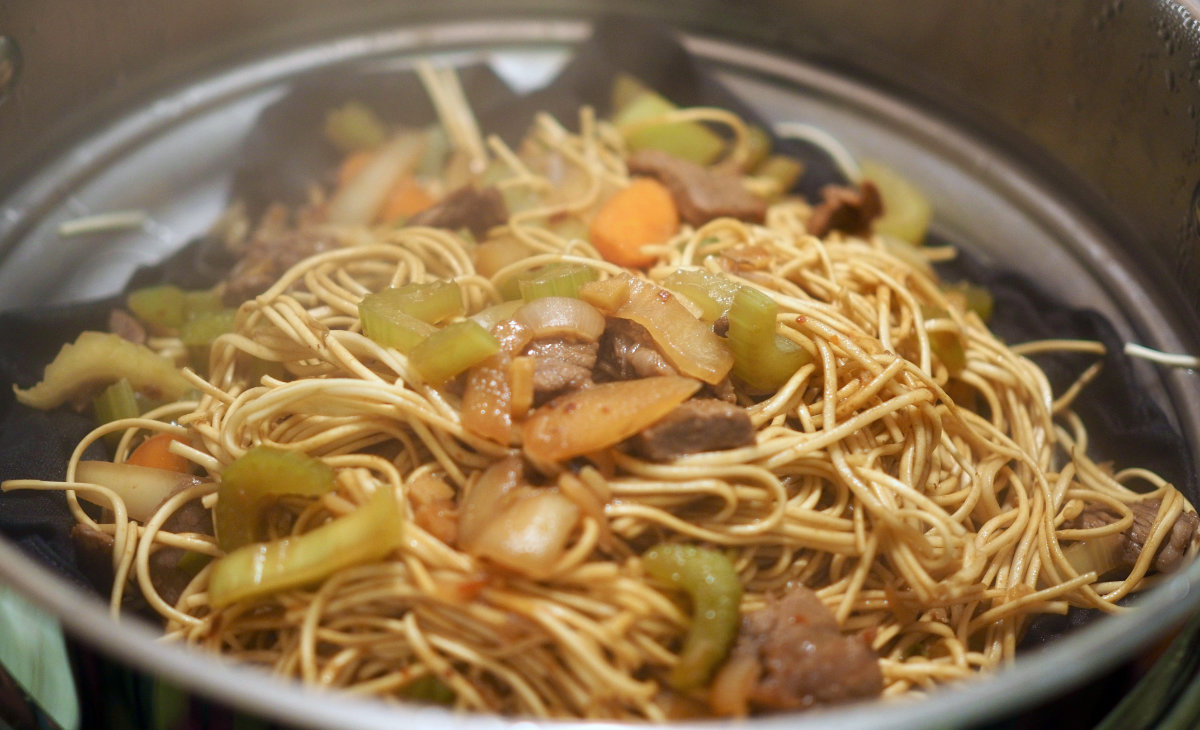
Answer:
(1, 2, 1198, 728)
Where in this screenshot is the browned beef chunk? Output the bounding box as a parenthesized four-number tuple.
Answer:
(1071, 498, 1199, 574)
(626, 149, 767, 227)
(630, 398, 754, 461)
(523, 337, 597, 404)
(223, 225, 339, 304)
(147, 498, 214, 607)
(407, 185, 508, 238)
(806, 181, 883, 238)
(73, 495, 214, 609)
(711, 584, 883, 715)
(596, 318, 678, 381)
(108, 308, 147, 345)
(71, 523, 116, 595)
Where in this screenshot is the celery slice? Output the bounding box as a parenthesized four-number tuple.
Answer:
(127, 285, 187, 330)
(662, 268, 742, 322)
(613, 92, 725, 165)
(860, 158, 932, 245)
(642, 543, 742, 691)
(517, 263, 599, 301)
(92, 378, 140, 426)
(215, 445, 336, 551)
(410, 320, 500, 384)
(741, 124, 772, 172)
(726, 286, 811, 392)
(179, 309, 237, 347)
(359, 281, 464, 353)
(208, 484, 403, 607)
(14, 331, 190, 410)
(324, 101, 388, 153)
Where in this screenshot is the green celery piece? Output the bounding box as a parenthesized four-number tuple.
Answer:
(369, 281, 463, 324)
(127, 284, 187, 330)
(726, 286, 812, 392)
(92, 378, 140, 426)
(741, 124, 772, 172)
(642, 544, 742, 691)
(324, 100, 388, 153)
(661, 268, 742, 322)
(215, 445, 337, 551)
(361, 307, 436, 353)
(400, 675, 456, 705)
(518, 263, 599, 301)
(208, 484, 404, 607)
(359, 281, 464, 352)
(183, 288, 225, 318)
(613, 92, 725, 165)
(410, 320, 500, 384)
(179, 308, 237, 347)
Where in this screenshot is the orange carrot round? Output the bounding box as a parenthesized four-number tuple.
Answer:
(588, 177, 679, 267)
(126, 433, 191, 473)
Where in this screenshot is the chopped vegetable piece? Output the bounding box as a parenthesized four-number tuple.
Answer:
(662, 268, 742, 322)
(512, 297, 606, 342)
(754, 155, 805, 197)
(581, 275, 734, 385)
(517, 263, 600, 301)
(400, 675, 455, 705)
(360, 307, 436, 353)
(859, 159, 932, 245)
(642, 543, 742, 691)
(359, 281, 464, 352)
(337, 150, 373, 186)
(378, 176, 436, 224)
(327, 132, 424, 225)
(613, 90, 725, 165)
(92, 378, 140, 427)
(469, 300, 523, 333)
(610, 72, 651, 113)
(126, 433, 192, 474)
(183, 289, 225, 317)
(589, 178, 679, 268)
(943, 281, 995, 322)
(522, 375, 701, 462)
(75, 460, 203, 523)
(14, 331, 191, 410)
(179, 309, 237, 347)
(461, 353, 515, 444)
(740, 125, 772, 173)
(324, 101, 388, 153)
(410, 320, 500, 384)
(725, 287, 812, 392)
(208, 484, 403, 607)
(127, 285, 187, 331)
(215, 446, 337, 551)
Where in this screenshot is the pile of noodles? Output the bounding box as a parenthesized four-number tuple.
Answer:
(8, 92, 1198, 721)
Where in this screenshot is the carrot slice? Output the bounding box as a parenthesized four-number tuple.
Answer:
(126, 433, 191, 474)
(588, 177, 679, 267)
(378, 176, 436, 224)
(337, 150, 374, 187)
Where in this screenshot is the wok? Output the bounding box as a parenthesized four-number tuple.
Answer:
(0, 1, 1198, 728)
